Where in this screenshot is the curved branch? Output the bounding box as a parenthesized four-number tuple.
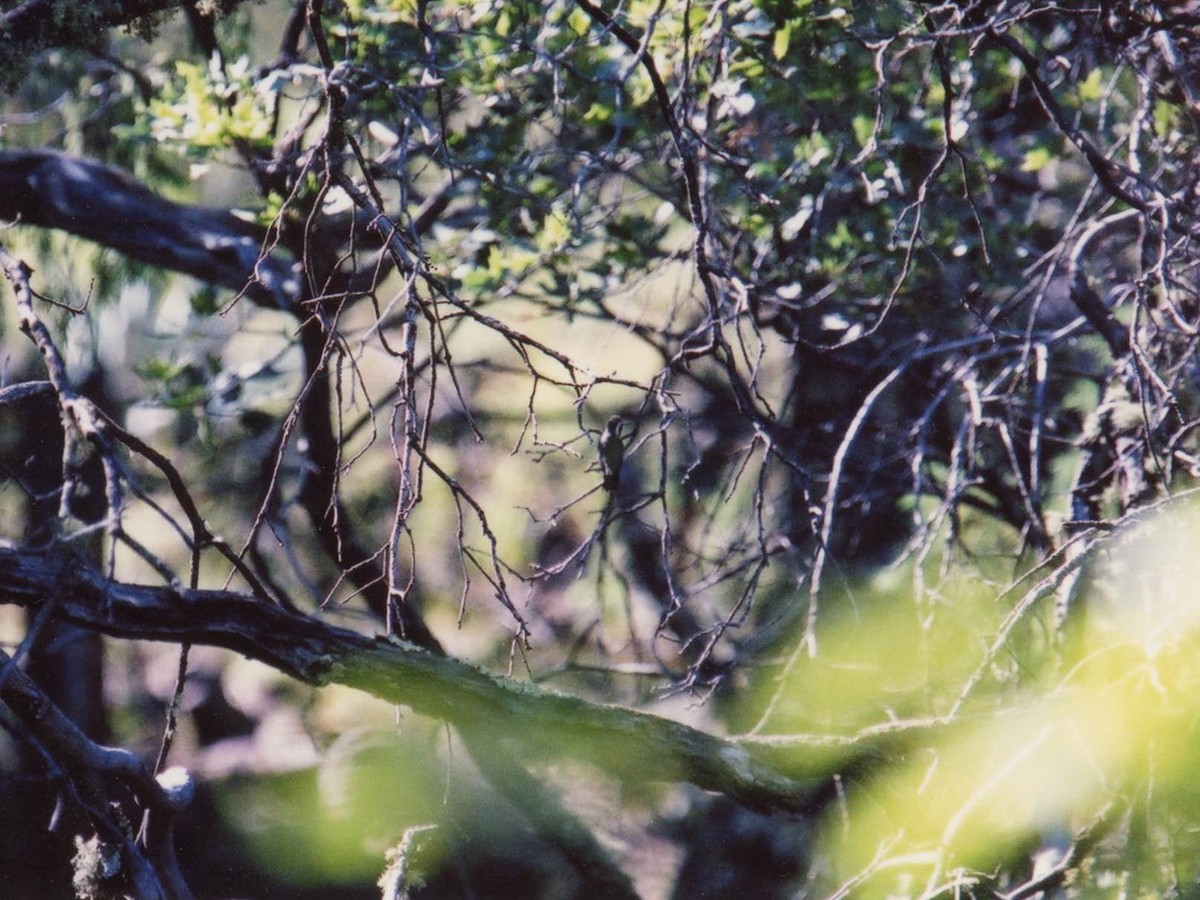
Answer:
(0, 150, 299, 308)
(0, 542, 825, 814)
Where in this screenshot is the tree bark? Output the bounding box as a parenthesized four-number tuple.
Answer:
(0, 150, 298, 308)
(0, 542, 828, 814)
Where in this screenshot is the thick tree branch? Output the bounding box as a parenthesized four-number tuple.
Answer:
(0, 542, 825, 814)
(0, 150, 299, 308)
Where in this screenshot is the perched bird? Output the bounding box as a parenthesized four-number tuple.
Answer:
(598, 415, 625, 492)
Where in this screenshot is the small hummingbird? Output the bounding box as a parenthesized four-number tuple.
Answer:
(598, 415, 625, 492)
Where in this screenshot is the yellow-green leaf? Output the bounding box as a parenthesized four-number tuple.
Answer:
(1078, 68, 1104, 103)
(773, 22, 792, 60)
(1020, 146, 1053, 172)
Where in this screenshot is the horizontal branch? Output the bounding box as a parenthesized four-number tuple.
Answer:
(0, 150, 298, 308)
(0, 543, 826, 813)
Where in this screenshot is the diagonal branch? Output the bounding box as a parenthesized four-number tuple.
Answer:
(0, 642, 193, 898)
(0, 150, 300, 308)
(986, 29, 1150, 213)
(0, 542, 826, 815)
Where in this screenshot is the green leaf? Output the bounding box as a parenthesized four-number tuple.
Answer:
(1077, 68, 1104, 103)
(773, 22, 792, 60)
(852, 114, 875, 148)
(1020, 146, 1053, 172)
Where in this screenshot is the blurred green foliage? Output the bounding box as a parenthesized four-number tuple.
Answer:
(745, 500, 1200, 896)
